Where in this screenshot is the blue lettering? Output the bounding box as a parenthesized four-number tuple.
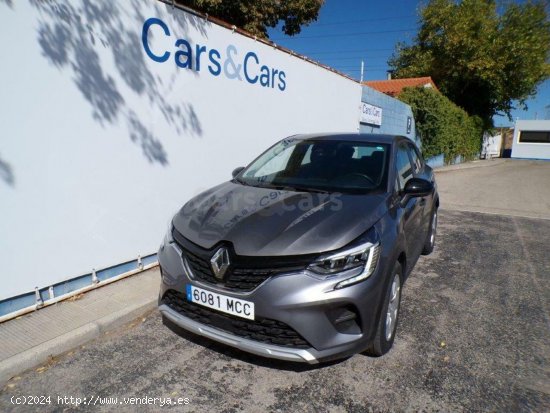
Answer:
(278, 71, 286, 91)
(259, 65, 270, 87)
(244, 52, 259, 84)
(271, 68, 279, 88)
(195, 44, 206, 71)
(142, 18, 170, 63)
(175, 39, 193, 69)
(224, 45, 242, 80)
(208, 49, 221, 76)
(142, 18, 287, 91)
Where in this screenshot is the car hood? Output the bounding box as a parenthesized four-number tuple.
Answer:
(172, 181, 388, 256)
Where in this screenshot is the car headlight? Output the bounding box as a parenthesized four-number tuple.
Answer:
(307, 236, 381, 288)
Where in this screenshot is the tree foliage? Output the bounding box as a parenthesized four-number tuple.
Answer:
(177, 0, 324, 38)
(389, 0, 550, 127)
(399, 87, 483, 161)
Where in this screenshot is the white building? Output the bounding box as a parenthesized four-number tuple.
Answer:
(512, 120, 550, 160)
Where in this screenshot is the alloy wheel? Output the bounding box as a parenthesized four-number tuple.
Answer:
(385, 273, 401, 341)
(430, 210, 438, 245)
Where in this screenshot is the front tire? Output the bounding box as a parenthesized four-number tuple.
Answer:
(365, 262, 403, 357)
(422, 208, 437, 255)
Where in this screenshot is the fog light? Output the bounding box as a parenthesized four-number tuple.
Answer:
(327, 305, 361, 334)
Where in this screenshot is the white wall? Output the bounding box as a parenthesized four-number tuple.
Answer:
(0, 0, 362, 300)
(482, 133, 502, 158)
(512, 120, 550, 160)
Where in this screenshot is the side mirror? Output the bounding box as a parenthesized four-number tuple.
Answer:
(403, 178, 433, 197)
(232, 166, 245, 178)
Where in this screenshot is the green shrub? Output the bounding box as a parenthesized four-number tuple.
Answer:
(398, 87, 483, 162)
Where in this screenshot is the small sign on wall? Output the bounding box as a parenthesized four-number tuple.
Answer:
(360, 102, 382, 126)
(407, 116, 412, 134)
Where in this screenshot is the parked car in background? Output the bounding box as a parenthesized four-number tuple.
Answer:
(158, 133, 439, 363)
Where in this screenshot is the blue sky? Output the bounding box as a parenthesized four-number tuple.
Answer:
(267, 0, 549, 127)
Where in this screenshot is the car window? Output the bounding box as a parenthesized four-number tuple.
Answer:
(396, 144, 414, 190)
(239, 139, 390, 194)
(354, 146, 379, 158)
(407, 144, 423, 173)
(252, 145, 294, 177)
(300, 145, 313, 166)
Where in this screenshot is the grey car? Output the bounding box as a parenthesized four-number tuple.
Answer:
(158, 134, 439, 363)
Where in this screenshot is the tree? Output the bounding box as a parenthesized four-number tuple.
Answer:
(399, 86, 483, 161)
(389, 0, 550, 128)
(177, 0, 325, 38)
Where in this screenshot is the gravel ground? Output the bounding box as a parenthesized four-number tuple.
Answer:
(1, 209, 548, 412)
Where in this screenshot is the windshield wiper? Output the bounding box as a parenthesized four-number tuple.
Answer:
(234, 178, 276, 189)
(234, 179, 331, 194)
(281, 185, 331, 194)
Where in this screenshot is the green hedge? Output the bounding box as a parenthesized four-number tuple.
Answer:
(398, 87, 483, 162)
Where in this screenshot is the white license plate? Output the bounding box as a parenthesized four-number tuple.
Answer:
(186, 285, 255, 320)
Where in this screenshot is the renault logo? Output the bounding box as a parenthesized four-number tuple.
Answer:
(210, 247, 230, 280)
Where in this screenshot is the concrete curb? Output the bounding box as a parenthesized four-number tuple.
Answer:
(0, 299, 157, 386)
(434, 159, 506, 172)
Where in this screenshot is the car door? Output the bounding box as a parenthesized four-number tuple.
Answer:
(405, 142, 433, 240)
(395, 143, 424, 259)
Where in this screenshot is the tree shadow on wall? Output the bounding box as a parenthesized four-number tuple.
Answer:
(0, 155, 15, 187)
(23, 0, 208, 166)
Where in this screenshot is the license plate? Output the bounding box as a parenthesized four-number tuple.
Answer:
(186, 285, 255, 320)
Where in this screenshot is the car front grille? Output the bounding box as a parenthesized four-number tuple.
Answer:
(171, 228, 316, 292)
(162, 289, 311, 349)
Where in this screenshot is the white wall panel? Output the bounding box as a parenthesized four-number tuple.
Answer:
(0, 0, 361, 300)
(512, 120, 550, 160)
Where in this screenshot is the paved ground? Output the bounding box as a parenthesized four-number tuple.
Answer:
(435, 159, 550, 219)
(0, 160, 549, 412)
(0, 268, 159, 384)
(0, 270, 158, 363)
(1, 210, 548, 412)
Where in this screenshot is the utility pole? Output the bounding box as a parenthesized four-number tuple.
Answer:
(360, 60, 364, 83)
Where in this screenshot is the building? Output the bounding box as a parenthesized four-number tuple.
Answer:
(363, 76, 438, 97)
(359, 86, 418, 146)
(359, 76, 439, 155)
(511, 120, 550, 160)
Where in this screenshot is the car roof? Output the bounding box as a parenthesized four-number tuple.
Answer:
(290, 133, 407, 145)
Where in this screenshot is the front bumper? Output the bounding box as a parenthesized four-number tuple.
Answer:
(160, 303, 318, 363)
(158, 237, 387, 363)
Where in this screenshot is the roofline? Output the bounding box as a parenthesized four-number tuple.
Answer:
(159, 0, 358, 84)
(363, 76, 435, 84)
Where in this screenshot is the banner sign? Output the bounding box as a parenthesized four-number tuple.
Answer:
(360, 102, 382, 126)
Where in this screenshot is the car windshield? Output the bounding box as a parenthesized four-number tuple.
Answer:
(236, 138, 390, 194)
